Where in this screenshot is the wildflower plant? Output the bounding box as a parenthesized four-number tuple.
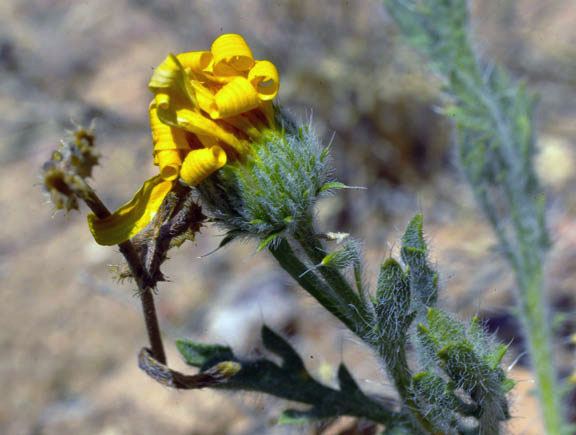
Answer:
(383, 0, 572, 433)
(41, 23, 564, 433)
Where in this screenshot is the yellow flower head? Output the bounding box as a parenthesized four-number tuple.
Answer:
(88, 34, 279, 245)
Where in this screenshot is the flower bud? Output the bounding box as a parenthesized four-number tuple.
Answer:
(196, 109, 338, 245)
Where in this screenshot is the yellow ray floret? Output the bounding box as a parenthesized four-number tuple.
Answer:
(211, 33, 254, 74)
(157, 104, 252, 155)
(88, 34, 280, 246)
(210, 77, 261, 119)
(180, 147, 227, 186)
(87, 175, 173, 246)
(148, 54, 195, 104)
(149, 103, 189, 181)
(249, 60, 280, 100)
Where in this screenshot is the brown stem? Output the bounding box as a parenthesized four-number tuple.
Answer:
(138, 348, 240, 389)
(79, 183, 167, 364)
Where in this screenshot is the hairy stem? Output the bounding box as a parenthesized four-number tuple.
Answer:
(79, 183, 167, 364)
(269, 239, 360, 335)
(518, 268, 563, 434)
(379, 344, 436, 434)
(272, 235, 434, 432)
(383, 0, 566, 431)
(293, 222, 369, 331)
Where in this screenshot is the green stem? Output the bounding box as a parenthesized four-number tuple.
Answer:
(487, 181, 564, 433)
(269, 239, 360, 335)
(518, 269, 565, 434)
(293, 222, 368, 328)
(379, 344, 436, 434)
(278, 225, 437, 431)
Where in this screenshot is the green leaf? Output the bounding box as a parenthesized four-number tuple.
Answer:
(486, 345, 509, 370)
(502, 377, 516, 393)
(468, 316, 488, 347)
(202, 230, 241, 256)
(376, 258, 409, 304)
(437, 343, 491, 392)
(427, 308, 467, 345)
(319, 146, 330, 162)
(249, 219, 266, 225)
(319, 181, 366, 193)
(412, 372, 447, 398)
(175, 339, 234, 368)
(411, 372, 459, 422)
(261, 325, 306, 372)
(258, 232, 281, 251)
(374, 258, 413, 341)
(176, 325, 400, 427)
(401, 214, 426, 252)
(319, 181, 348, 192)
(320, 243, 359, 270)
(400, 215, 438, 306)
(416, 323, 440, 360)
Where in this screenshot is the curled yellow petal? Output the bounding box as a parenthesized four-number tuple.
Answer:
(149, 104, 190, 153)
(177, 50, 212, 72)
(248, 60, 279, 101)
(191, 81, 218, 115)
(148, 54, 195, 104)
(155, 92, 170, 109)
(211, 34, 254, 74)
(87, 175, 173, 246)
(180, 146, 227, 186)
(158, 105, 251, 155)
(156, 150, 181, 181)
(210, 77, 260, 119)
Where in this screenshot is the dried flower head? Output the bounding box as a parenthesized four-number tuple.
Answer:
(42, 125, 100, 214)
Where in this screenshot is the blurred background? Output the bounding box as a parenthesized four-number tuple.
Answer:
(2, 0, 576, 433)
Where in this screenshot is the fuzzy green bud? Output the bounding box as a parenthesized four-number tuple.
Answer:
(196, 109, 340, 247)
(320, 241, 360, 270)
(373, 258, 414, 342)
(400, 215, 438, 307)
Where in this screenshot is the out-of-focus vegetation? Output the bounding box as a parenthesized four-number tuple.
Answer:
(2, 0, 576, 433)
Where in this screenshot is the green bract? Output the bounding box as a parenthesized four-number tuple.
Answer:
(197, 108, 338, 247)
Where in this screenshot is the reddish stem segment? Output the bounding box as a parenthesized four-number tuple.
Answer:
(82, 186, 167, 364)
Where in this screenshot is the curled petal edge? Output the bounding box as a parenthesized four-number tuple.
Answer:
(87, 175, 174, 246)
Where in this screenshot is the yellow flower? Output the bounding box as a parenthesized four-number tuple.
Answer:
(88, 34, 279, 245)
